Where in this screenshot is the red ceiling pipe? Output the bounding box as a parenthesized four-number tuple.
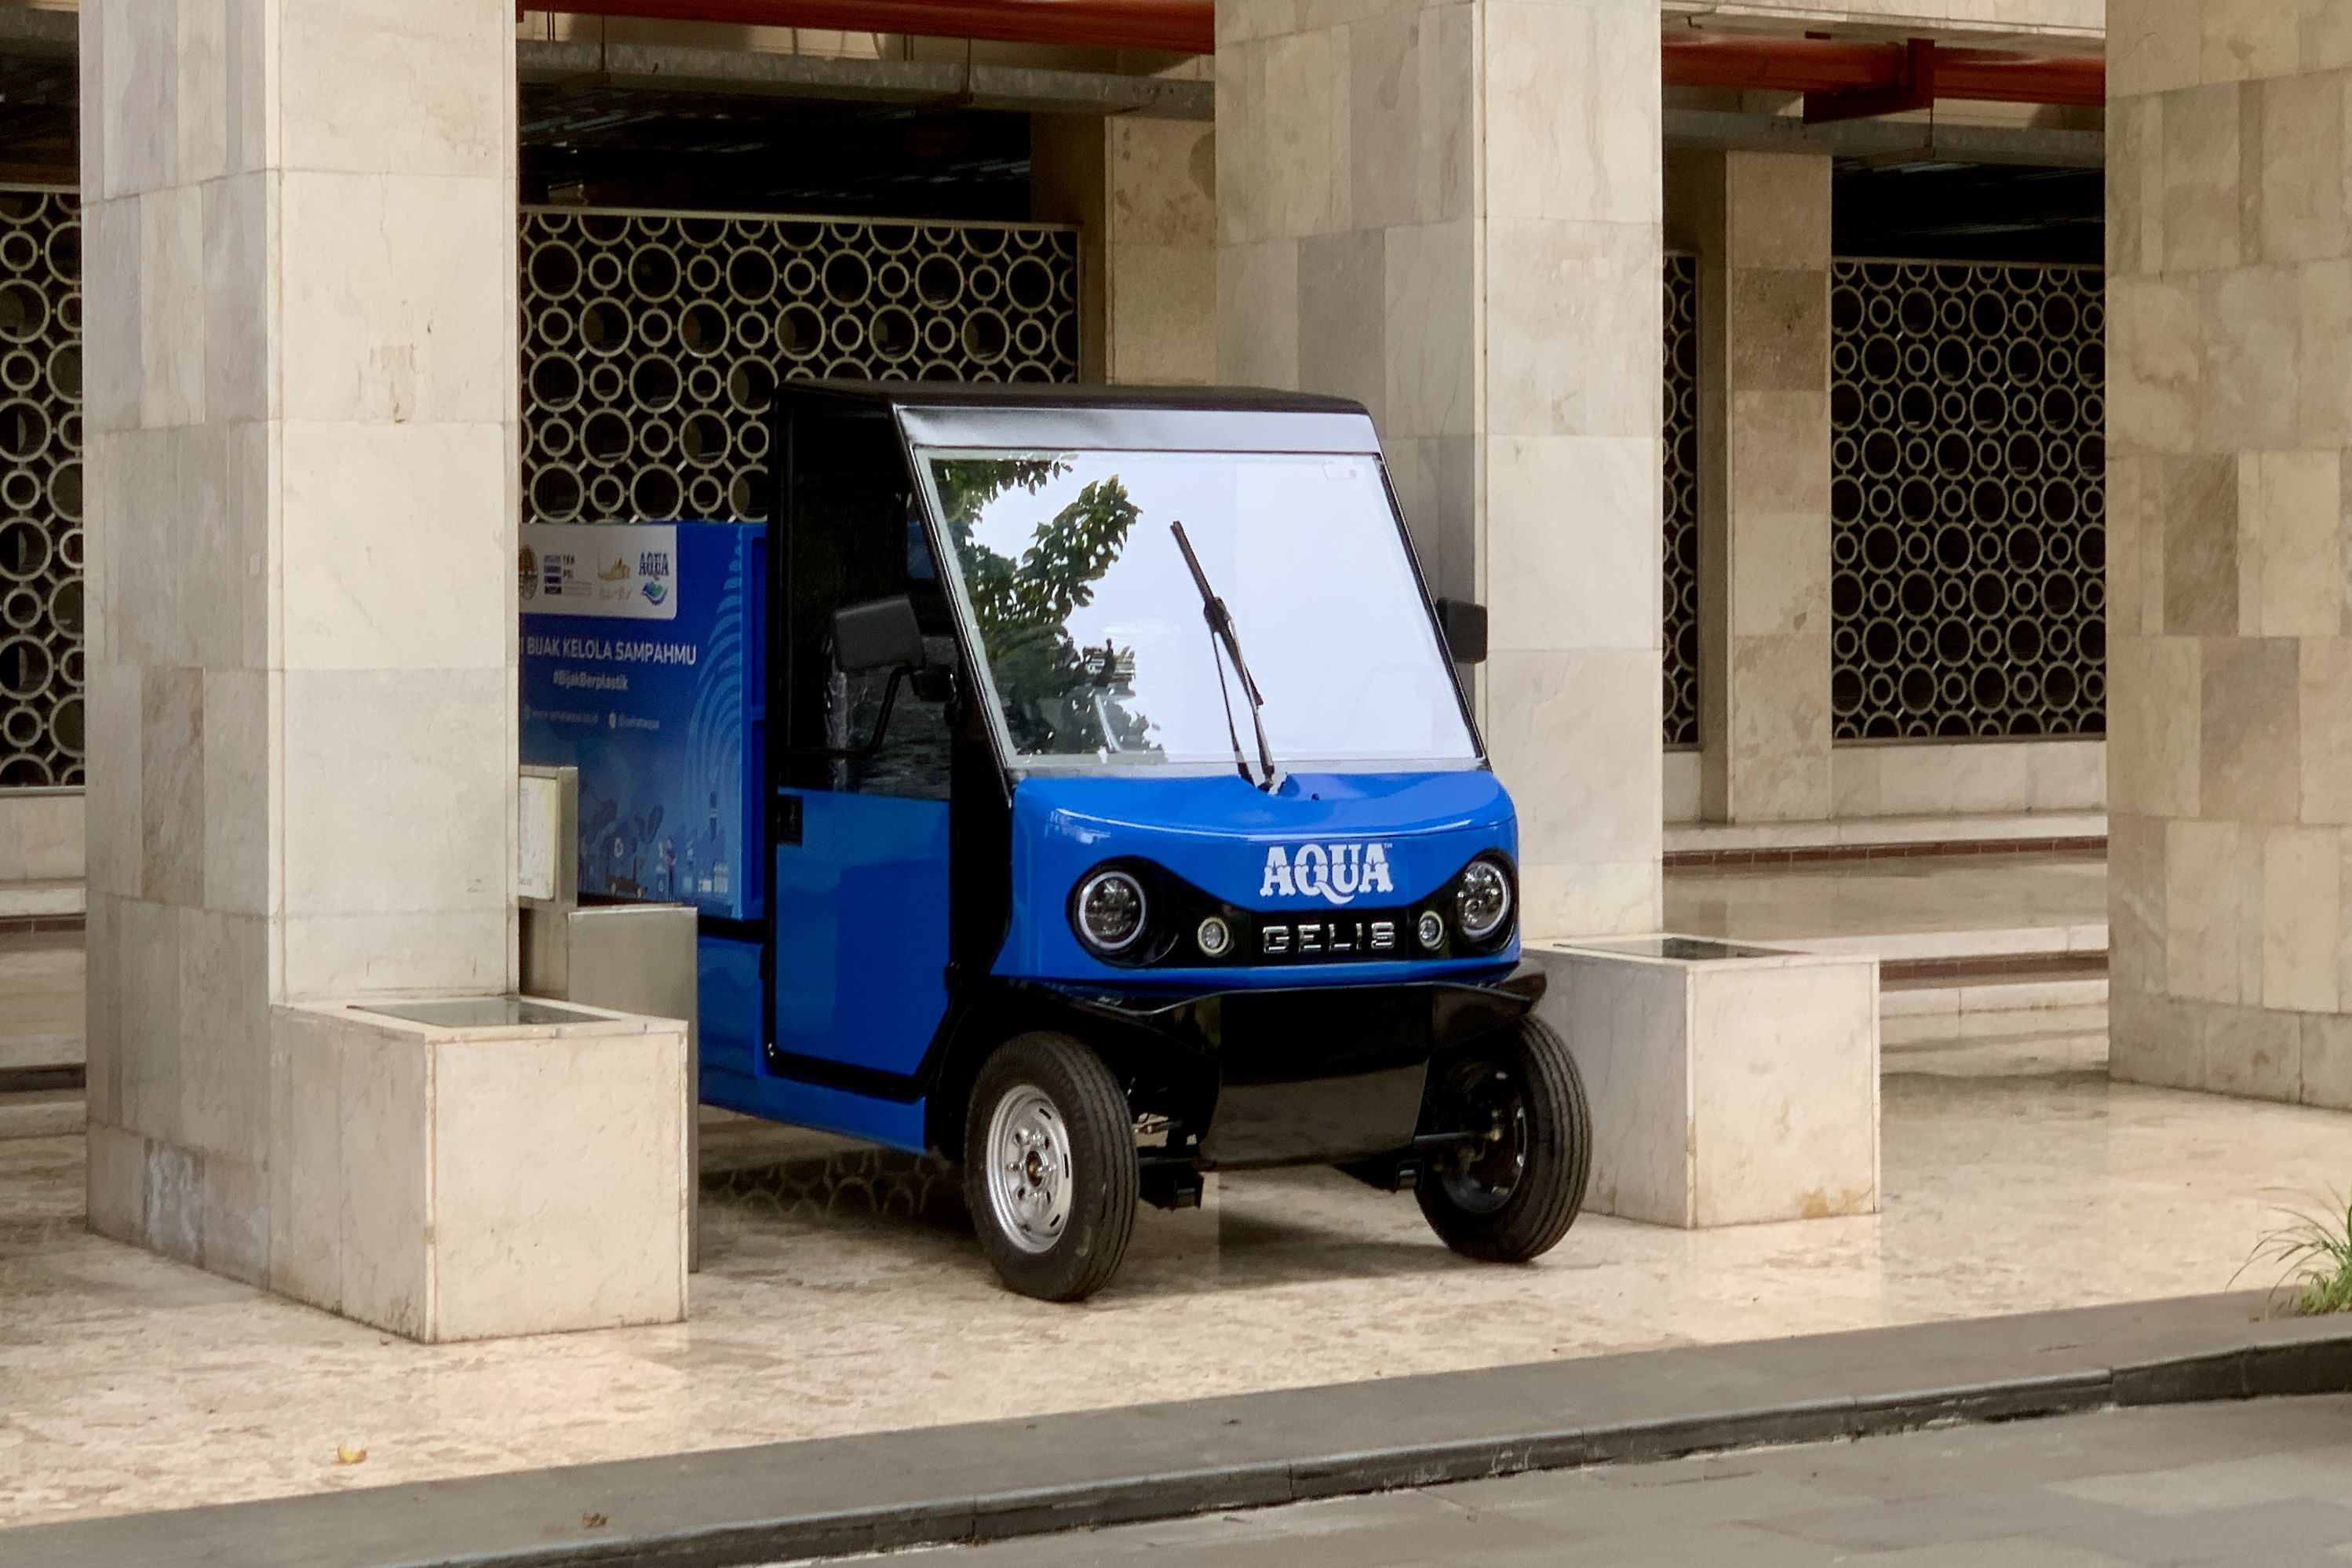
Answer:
(1661, 33, 2103, 107)
(1934, 47, 2105, 105)
(532, 5, 2106, 106)
(535, 0, 1217, 55)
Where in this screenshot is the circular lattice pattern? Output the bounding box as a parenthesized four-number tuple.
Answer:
(520, 210, 1080, 526)
(1830, 260, 2106, 740)
(0, 188, 80, 788)
(1662, 254, 1700, 749)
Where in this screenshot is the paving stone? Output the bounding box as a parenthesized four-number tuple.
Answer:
(845, 1398, 2352, 1568)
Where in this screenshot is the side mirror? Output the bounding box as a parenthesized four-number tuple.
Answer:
(1435, 598, 1488, 665)
(833, 594, 924, 673)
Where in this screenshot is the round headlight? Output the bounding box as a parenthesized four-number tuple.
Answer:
(1455, 858, 1513, 943)
(1195, 916, 1233, 958)
(1074, 868, 1149, 956)
(1415, 910, 1446, 951)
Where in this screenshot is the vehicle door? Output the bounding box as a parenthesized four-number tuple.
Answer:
(771, 406, 956, 1087)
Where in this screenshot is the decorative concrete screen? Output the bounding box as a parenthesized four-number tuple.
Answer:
(520, 208, 1081, 526)
(1829, 260, 2106, 740)
(0, 188, 81, 789)
(1662, 253, 1699, 749)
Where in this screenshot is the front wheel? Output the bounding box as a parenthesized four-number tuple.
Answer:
(1415, 1016, 1592, 1263)
(963, 1033, 1139, 1302)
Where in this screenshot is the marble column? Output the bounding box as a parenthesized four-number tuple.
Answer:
(2105, 0, 2352, 1109)
(1670, 148, 1833, 825)
(1216, 0, 1664, 938)
(81, 3, 520, 1279)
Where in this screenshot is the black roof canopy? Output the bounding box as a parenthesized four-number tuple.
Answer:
(779, 380, 1382, 455)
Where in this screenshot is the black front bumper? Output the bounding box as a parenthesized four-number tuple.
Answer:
(1040, 965, 1545, 1169)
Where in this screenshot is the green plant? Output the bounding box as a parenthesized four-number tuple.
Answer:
(2240, 1188, 2352, 1316)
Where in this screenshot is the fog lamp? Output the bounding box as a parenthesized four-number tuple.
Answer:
(1196, 916, 1233, 958)
(1415, 910, 1446, 951)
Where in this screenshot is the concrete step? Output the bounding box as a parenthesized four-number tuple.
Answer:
(1802, 922, 2108, 967)
(0, 931, 85, 1070)
(1883, 974, 2108, 1045)
(0, 877, 82, 921)
(1665, 811, 2105, 866)
(1880, 968, 2109, 1077)
(0, 1088, 83, 1140)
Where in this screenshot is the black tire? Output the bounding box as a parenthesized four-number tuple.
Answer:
(963, 1032, 1139, 1302)
(1414, 1015, 1592, 1263)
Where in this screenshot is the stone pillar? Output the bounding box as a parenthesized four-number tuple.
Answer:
(1672, 148, 1833, 825)
(82, 5, 521, 1279)
(1033, 114, 1218, 385)
(2106, 0, 2352, 1108)
(1216, 0, 1664, 938)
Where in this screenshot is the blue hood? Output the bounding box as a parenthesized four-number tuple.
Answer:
(1001, 768, 1517, 985)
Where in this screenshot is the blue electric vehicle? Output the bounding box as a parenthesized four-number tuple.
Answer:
(528, 382, 1593, 1301)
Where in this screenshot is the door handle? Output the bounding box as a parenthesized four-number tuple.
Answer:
(772, 793, 803, 845)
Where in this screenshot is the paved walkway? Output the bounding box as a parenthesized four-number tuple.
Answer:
(5, 1071, 2351, 1529)
(855, 1396, 2352, 1566)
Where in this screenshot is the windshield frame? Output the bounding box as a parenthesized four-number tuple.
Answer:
(903, 432, 1487, 780)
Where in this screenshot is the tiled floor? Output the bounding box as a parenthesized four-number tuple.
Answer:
(4, 1070, 2348, 1530)
(859, 1397, 2352, 1566)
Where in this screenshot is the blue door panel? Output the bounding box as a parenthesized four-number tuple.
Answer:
(702, 1063, 930, 1152)
(772, 789, 950, 1080)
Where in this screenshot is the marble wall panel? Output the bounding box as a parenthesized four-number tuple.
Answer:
(277, 0, 513, 181)
(2305, 1012, 2352, 1109)
(1484, 432, 1657, 655)
(1531, 943, 1878, 1229)
(2200, 265, 2303, 454)
(1096, 115, 1218, 388)
(1830, 738, 2110, 818)
(1296, 226, 1388, 422)
(337, 1023, 431, 1339)
(1688, 958, 1878, 1227)
(277, 422, 513, 673)
(267, 1006, 345, 1312)
(2241, 450, 2341, 636)
(1381, 217, 1476, 440)
(267, 1004, 689, 1340)
(432, 1030, 689, 1339)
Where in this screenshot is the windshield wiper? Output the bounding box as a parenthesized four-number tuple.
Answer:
(1169, 520, 1282, 793)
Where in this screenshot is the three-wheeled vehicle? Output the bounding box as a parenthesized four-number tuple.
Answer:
(521, 382, 1592, 1300)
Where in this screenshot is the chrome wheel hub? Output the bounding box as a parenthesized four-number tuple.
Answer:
(984, 1085, 1074, 1254)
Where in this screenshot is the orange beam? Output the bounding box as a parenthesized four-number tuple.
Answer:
(535, 0, 1217, 55)
(1660, 34, 2103, 108)
(531, 5, 2109, 108)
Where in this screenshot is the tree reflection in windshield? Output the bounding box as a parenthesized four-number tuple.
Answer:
(932, 457, 1161, 756)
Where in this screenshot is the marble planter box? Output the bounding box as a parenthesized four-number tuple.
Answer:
(269, 997, 689, 1341)
(1528, 936, 1880, 1229)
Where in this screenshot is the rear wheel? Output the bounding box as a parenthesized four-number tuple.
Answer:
(963, 1032, 1139, 1302)
(1415, 1016, 1591, 1263)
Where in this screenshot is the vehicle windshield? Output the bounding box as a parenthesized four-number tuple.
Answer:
(917, 447, 1479, 771)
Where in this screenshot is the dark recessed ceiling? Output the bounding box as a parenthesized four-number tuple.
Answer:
(0, 51, 77, 177)
(520, 85, 1034, 220)
(1834, 161, 2104, 265)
